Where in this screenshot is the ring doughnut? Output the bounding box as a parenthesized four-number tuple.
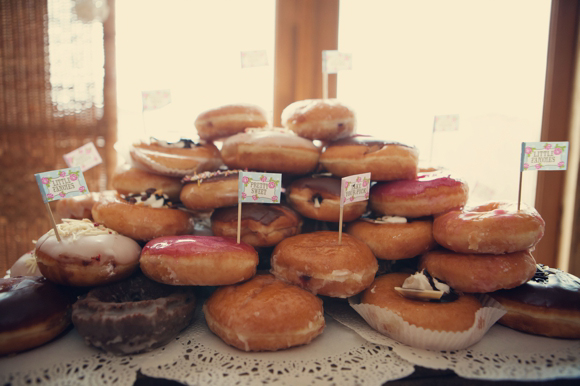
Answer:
(180, 170, 240, 210)
(220, 128, 320, 174)
(140, 235, 259, 286)
(9, 250, 42, 277)
(320, 135, 419, 181)
(112, 164, 183, 202)
(369, 170, 469, 218)
(195, 103, 269, 141)
(281, 99, 355, 141)
(0, 276, 75, 356)
(433, 201, 545, 254)
(204, 274, 325, 352)
(130, 138, 222, 177)
(34, 219, 142, 287)
(419, 249, 537, 293)
(54, 191, 104, 223)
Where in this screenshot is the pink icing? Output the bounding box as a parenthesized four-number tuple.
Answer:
(372, 172, 462, 197)
(142, 235, 255, 256)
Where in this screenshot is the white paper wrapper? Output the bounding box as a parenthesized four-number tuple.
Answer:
(349, 294, 506, 351)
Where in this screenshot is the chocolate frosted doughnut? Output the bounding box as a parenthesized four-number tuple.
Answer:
(181, 170, 241, 210)
(72, 273, 196, 355)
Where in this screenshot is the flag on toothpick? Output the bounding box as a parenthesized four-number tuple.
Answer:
(322, 50, 353, 74)
(241, 50, 269, 68)
(238, 172, 282, 204)
(141, 89, 171, 111)
(338, 172, 371, 244)
(63, 142, 102, 172)
(520, 142, 569, 171)
(433, 114, 459, 132)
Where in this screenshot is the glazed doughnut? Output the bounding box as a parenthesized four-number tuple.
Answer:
(204, 274, 325, 352)
(111, 164, 183, 202)
(285, 175, 367, 222)
(0, 276, 75, 356)
(195, 103, 269, 141)
(130, 138, 222, 177)
(319, 135, 419, 181)
(419, 249, 537, 293)
(281, 99, 355, 141)
(54, 191, 103, 223)
(72, 273, 196, 355)
(180, 170, 240, 210)
(489, 265, 580, 338)
(369, 170, 469, 218)
(211, 204, 302, 247)
(346, 216, 436, 260)
(433, 201, 545, 254)
(34, 219, 142, 287)
(220, 128, 320, 174)
(9, 250, 42, 277)
(271, 231, 378, 298)
(140, 235, 259, 286)
(91, 191, 194, 241)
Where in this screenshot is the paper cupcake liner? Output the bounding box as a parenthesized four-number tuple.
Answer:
(349, 294, 506, 351)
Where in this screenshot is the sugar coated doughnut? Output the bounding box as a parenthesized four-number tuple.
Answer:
(419, 249, 537, 293)
(489, 265, 580, 338)
(204, 274, 325, 351)
(180, 170, 240, 210)
(320, 135, 419, 181)
(91, 191, 194, 241)
(346, 216, 436, 260)
(433, 201, 545, 254)
(130, 138, 222, 177)
(9, 250, 42, 277)
(220, 128, 320, 174)
(211, 204, 302, 247)
(195, 103, 269, 141)
(369, 170, 468, 218)
(112, 164, 183, 202)
(140, 235, 259, 286)
(0, 276, 75, 356)
(281, 99, 355, 141)
(285, 175, 367, 222)
(54, 191, 103, 223)
(271, 231, 378, 298)
(34, 219, 142, 287)
(72, 273, 196, 355)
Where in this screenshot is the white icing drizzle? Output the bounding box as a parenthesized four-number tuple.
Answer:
(363, 216, 407, 224)
(402, 270, 450, 293)
(46, 218, 118, 240)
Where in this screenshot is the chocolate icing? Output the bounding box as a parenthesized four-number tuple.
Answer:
(212, 204, 296, 226)
(288, 176, 342, 197)
(182, 170, 239, 185)
(325, 135, 412, 150)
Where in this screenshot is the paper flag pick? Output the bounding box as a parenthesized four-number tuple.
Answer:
(238, 171, 282, 204)
(340, 172, 371, 206)
(322, 50, 353, 74)
(141, 89, 171, 111)
(35, 167, 90, 203)
(63, 142, 102, 172)
(433, 114, 459, 132)
(520, 142, 569, 171)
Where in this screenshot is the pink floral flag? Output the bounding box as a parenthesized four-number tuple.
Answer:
(35, 167, 89, 203)
(141, 89, 171, 111)
(63, 142, 102, 172)
(433, 114, 459, 132)
(238, 172, 282, 204)
(322, 50, 353, 74)
(341, 173, 371, 207)
(520, 142, 569, 172)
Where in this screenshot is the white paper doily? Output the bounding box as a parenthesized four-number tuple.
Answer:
(324, 299, 580, 381)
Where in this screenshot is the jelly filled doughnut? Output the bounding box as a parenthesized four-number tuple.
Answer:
(54, 191, 103, 223)
(111, 164, 183, 202)
(320, 136, 419, 181)
(72, 273, 196, 355)
(369, 170, 469, 218)
(419, 249, 537, 293)
(204, 274, 325, 352)
(271, 231, 378, 298)
(140, 235, 259, 286)
(195, 103, 269, 141)
(220, 128, 320, 174)
(130, 138, 222, 177)
(285, 175, 367, 222)
(180, 170, 240, 210)
(34, 219, 142, 287)
(211, 204, 302, 247)
(433, 201, 545, 254)
(91, 191, 194, 241)
(281, 99, 355, 141)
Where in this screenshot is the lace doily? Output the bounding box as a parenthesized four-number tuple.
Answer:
(325, 299, 580, 381)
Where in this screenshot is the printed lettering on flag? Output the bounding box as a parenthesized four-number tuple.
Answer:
(322, 50, 352, 74)
(433, 115, 459, 132)
(63, 142, 102, 172)
(341, 173, 371, 207)
(241, 50, 269, 68)
(141, 89, 171, 111)
(238, 172, 282, 204)
(521, 142, 569, 171)
(35, 167, 89, 203)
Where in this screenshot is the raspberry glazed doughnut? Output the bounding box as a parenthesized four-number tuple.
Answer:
(433, 201, 545, 254)
(111, 164, 183, 202)
(271, 231, 378, 298)
(180, 169, 241, 210)
(211, 204, 302, 247)
(195, 103, 269, 141)
(285, 175, 367, 222)
(369, 170, 469, 218)
(91, 191, 194, 241)
(54, 191, 104, 223)
(34, 219, 141, 287)
(140, 235, 259, 286)
(320, 135, 419, 181)
(0, 276, 76, 356)
(220, 128, 320, 174)
(419, 249, 537, 293)
(489, 265, 580, 338)
(281, 99, 355, 141)
(204, 274, 325, 352)
(130, 138, 222, 177)
(346, 216, 436, 260)
(9, 250, 42, 277)
(72, 273, 196, 355)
